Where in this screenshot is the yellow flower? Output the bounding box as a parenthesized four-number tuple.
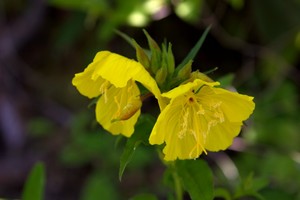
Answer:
(149, 79, 255, 161)
(72, 51, 163, 137)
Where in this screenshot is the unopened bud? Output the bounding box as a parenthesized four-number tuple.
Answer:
(133, 40, 150, 70)
(191, 71, 214, 82)
(155, 66, 168, 87)
(143, 30, 161, 74)
(177, 60, 192, 81)
(167, 43, 175, 75)
(143, 29, 161, 52)
(112, 98, 142, 122)
(150, 50, 161, 74)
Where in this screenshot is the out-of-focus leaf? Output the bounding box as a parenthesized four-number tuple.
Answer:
(174, 0, 203, 24)
(251, 0, 300, 42)
(119, 114, 156, 180)
(52, 13, 86, 55)
(27, 117, 54, 137)
(214, 188, 231, 200)
(81, 173, 119, 200)
(217, 73, 235, 88)
(234, 173, 268, 200)
(97, 0, 143, 41)
(49, 0, 108, 13)
(260, 188, 298, 200)
(130, 193, 158, 200)
(228, 0, 244, 10)
(22, 162, 45, 200)
(175, 159, 214, 200)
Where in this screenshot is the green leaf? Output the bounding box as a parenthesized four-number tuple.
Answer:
(114, 29, 135, 48)
(80, 173, 120, 200)
(175, 159, 214, 200)
(119, 114, 155, 181)
(175, 26, 211, 74)
(27, 117, 54, 137)
(22, 162, 45, 200)
(214, 188, 232, 200)
(130, 193, 158, 200)
(234, 173, 268, 200)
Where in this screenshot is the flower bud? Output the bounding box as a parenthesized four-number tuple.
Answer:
(177, 60, 192, 81)
(143, 29, 161, 52)
(155, 65, 168, 87)
(112, 98, 142, 122)
(191, 71, 214, 82)
(143, 30, 162, 74)
(167, 43, 175, 75)
(133, 40, 150, 70)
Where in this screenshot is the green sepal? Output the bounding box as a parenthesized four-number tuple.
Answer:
(132, 39, 151, 71)
(167, 42, 175, 75)
(177, 60, 193, 81)
(155, 65, 168, 87)
(143, 29, 161, 74)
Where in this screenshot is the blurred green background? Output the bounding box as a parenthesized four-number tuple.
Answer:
(0, 0, 299, 199)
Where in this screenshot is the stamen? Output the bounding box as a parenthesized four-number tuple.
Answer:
(178, 109, 189, 139)
(100, 80, 110, 103)
(114, 96, 121, 118)
(189, 129, 207, 159)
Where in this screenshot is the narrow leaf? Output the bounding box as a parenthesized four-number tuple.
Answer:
(119, 136, 142, 181)
(176, 159, 214, 200)
(119, 114, 156, 181)
(175, 25, 211, 73)
(114, 29, 135, 48)
(22, 162, 45, 200)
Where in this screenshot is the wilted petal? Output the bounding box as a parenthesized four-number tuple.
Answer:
(95, 80, 141, 137)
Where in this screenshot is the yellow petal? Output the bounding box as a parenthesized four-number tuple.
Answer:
(92, 51, 165, 110)
(204, 121, 242, 151)
(72, 62, 105, 98)
(150, 78, 255, 161)
(213, 88, 255, 122)
(92, 51, 147, 88)
(150, 93, 207, 161)
(95, 81, 141, 137)
(133, 69, 166, 110)
(162, 79, 219, 99)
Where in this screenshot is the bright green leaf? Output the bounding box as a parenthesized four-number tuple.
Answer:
(214, 188, 232, 200)
(176, 159, 214, 200)
(22, 162, 45, 200)
(119, 114, 156, 181)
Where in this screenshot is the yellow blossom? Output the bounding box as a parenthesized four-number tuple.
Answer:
(72, 51, 164, 137)
(149, 79, 255, 161)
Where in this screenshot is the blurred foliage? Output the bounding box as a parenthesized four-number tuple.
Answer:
(22, 162, 45, 200)
(1, 0, 300, 199)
